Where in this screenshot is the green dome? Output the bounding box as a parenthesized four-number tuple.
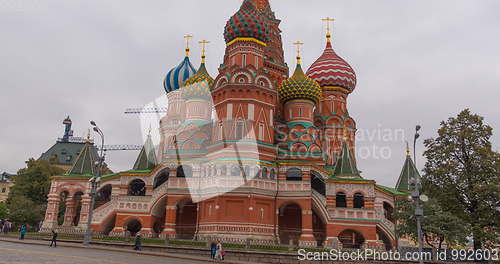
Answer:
(278, 63, 322, 103)
(182, 63, 214, 100)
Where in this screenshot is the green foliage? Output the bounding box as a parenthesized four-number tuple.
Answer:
(422, 109, 500, 249)
(6, 195, 46, 227)
(6, 159, 64, 226)
(394, 197, 467, 249)
(0, 202, 8, 219)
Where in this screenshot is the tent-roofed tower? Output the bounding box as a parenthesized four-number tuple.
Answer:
(395, 145, 420, 192)
(331, 129, 360, 178)
(67, 138, 97, 175)
(133, 134, 158, 171)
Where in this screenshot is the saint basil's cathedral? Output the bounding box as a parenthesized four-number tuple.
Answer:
(41, 0, 415, 250)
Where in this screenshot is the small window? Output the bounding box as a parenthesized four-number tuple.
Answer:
(269, 169, 276, 180)
(286, 168, 303, 181)
(336, 192, 347, 208)
(353, 193, 365, 209)
(235, 121, 244, 140)
(242, 54, 247, 67)
(258, 123, 265, 141)
(261, 167, 268, 179)
(1, 188, 6, 193)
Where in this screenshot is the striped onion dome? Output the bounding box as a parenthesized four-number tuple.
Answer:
(163, 56, 196, 94)
(306, 40, 357, 93)
(224, 0, 268, 44)
(278, 63, 322, 104)
(181, 62, 215, 100)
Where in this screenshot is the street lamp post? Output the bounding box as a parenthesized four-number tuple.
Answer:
(411, 125, 425, 264)
(83, 121, 105, 246)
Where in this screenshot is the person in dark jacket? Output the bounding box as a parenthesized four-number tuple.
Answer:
(133, 234, 142, 251)
(210, 242, 217, 259)
(19, 225, 27, 240)
(49, 230, 58, 247)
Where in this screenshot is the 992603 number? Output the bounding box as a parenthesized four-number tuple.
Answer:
(450, 249, 498, 261)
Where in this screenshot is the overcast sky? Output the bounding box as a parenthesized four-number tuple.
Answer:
(1, 0, 499, 187)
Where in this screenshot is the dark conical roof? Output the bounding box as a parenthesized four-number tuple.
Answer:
(395, 152, 420, 192)
(133, 135, 157, 170)
(68, 140, 97, 175)
(332, 140, 360, 177)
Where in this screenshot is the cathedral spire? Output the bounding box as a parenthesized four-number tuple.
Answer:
(395, 144, 420, 192)
(133, 133, 157, 171)
(332, 127, 360, 178)
(68, 140, 97, 175)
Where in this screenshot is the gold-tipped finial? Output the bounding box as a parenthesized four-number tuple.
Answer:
(293, 41, 304, 64)
(322, 17, 335, 42)
(406, 141, 411, 157)
(184, 34, 193, 57)
(199, 40, 210, 63)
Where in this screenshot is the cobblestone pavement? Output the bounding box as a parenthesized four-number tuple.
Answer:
(0, 241, 208, 264)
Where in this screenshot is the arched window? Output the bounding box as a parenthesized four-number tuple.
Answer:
(261, 167, 268, 179)
(269, 169, 276, 180)
(235, 120, 245, 140)
(286, 168, 303, 181)
(128, 179, 146, 196)
(177, 165, 192, 178)
(383, 202, 394, 222)
(231, 166, 241, 177)
(353, 193, 365, 209)
(336, 192, 347, 208)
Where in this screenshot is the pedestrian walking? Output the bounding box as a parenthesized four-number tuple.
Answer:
(49, 229, 58, 247)
(215, 242, 224, 261)
(4, 220, 11, 234)
(210, 242, 217, 259)
(19, 224, 27, 240)
(133, 234, 142, 251)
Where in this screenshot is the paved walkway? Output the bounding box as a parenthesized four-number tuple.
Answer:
(0, 237, 255, 264)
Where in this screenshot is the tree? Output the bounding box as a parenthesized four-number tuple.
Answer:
(0, 202, 8, 219)
(6, 159, 64, 226)
(7, 196, 46, 227)
(395, 197, 468, 249)
(423, 109, 500, 250)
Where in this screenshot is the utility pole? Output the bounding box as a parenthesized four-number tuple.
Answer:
(83, 121, 105, 246)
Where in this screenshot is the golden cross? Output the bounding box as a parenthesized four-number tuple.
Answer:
(199, 40, 210, 63)
(293, 41, 304, 63)
(322, 17, 335, 40)
(184, 34, 193, 56)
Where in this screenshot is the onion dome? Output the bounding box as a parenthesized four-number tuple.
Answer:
(224, 0, 268, 44)
(163, 56, 196, 94)
(279, 60, 322, 104)
(182, 61, 214, 100)
(306, 39, 357, 93)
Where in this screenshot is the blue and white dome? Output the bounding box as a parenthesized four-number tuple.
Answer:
(163, 56, 196, 93)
